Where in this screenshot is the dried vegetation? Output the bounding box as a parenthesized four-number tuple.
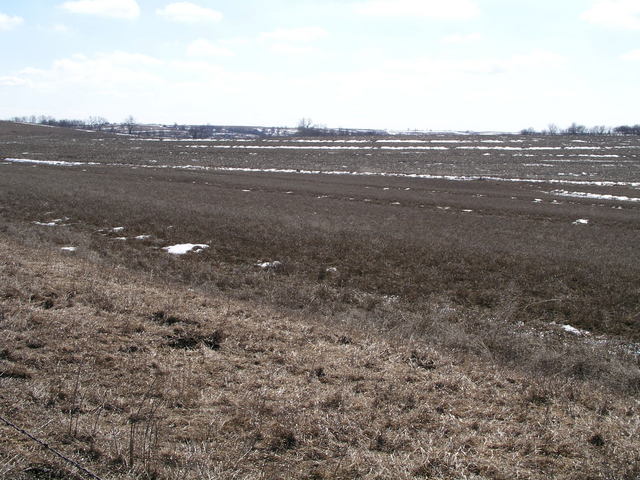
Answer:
(1, 123, 639, 478)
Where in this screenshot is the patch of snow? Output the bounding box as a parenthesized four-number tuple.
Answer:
(560, 324, 591, 336)
(457, 146, 562, 151)
(550, 190, 640, 202)
(211, 166, 640, 188)
(163, 243, 209, 255)
(33, 217, 68, 227)
(255, 260, 282, 269)
(572, 219, 589, 225)
(563, 146, 601, 150)
(4, 158, 99, 167)
(112, 227, 125, 232)
(210, 145, 449, 151)
(61, 247, 76, 252)
(33, 221, 59, 227)
(134, 235, 151, 240)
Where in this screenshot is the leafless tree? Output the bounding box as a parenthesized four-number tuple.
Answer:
(88, 116, 109, 131)
(123, 115, 136, 135)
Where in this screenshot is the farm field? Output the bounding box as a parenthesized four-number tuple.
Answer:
(1, 122, 640, 479)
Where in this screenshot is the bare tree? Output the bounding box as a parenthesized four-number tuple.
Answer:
(123, 115, 136, 135)
(297, 118, 314, 135)
(187, 125, 215, 139)
(565, 123, 587, 135)
(88, 116, 109, 131)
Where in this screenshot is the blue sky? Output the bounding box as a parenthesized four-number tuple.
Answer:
(1, 0, 639, 131)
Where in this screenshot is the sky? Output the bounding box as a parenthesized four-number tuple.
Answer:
(1, 0, 639, 131)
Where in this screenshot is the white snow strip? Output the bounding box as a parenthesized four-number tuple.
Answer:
(376, 139, 432, 143)
(134, 235, 151, 240)
(4, 158, 99, 166)
(209, 145, 449, 151)
(163, 243, 209, 255)
(563, 146, 601, 150)
(381, 146, 448, 150)
(550, 190, 640, 202)
(61, 247, 77, 252)
(457, 146, 563, 151)
(7, 157, 638, 189)
(572, 219, 589, 225)
(212, 167, 640, 188)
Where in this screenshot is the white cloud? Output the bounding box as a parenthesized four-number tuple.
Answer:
(60, 0, 140, 19)
(187, 39, 234, 57)
(260, 27, 329, 43)
(441, 32, 483, 44)
(267, 44, 319, 56)
(5, 51, 164, 95)
(156, 2, 223, 23)
(52, 24, 70, 33)
(580, 0, 640, 29)
(354, 0, 480, 19)
(621, 48, 640, 60)
(0, 76, 29, 87)
(259, 27, 328, 55)
(386, 49, 565, 76)
(0, 12, 24, 30)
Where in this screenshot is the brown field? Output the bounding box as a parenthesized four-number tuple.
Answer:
(1, 122, 639, 479)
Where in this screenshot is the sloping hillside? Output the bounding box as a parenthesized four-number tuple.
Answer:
(1, 235, 639, 479)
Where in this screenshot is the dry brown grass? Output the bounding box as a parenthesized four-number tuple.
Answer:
(1, 235, 640, 479)
(2, 122, 640, 478)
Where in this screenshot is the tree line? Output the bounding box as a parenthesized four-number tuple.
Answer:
(10, 115, 111, 130)
(521, 123, 640, 136)
(296, 118, 385, 137)
(10, 115, 640, 137)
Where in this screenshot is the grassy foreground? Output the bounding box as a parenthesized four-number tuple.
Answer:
(1, 235, 639, 480)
